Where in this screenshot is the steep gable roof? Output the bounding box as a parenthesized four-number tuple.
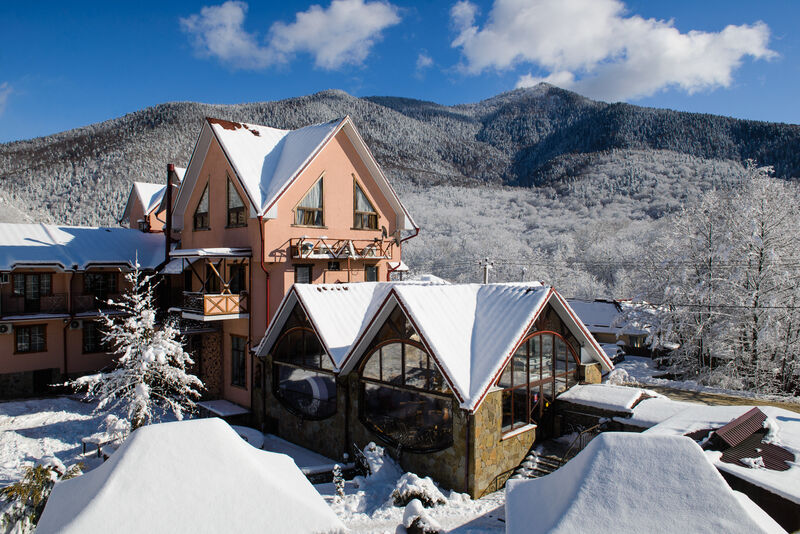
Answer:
(258, 282, 612, 413)
(120, 167, 185, 223)
(173, 117, 417, 231)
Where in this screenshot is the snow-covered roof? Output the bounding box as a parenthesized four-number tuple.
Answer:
(173, 117, 417, 231)
(135, 182, 166, 214)
(170, 247, 251, 258)
(0, 223, 165, 271)
(258, 282, 612, 412)
(567, 298, 648, 336)
(646, 404, 800, 506)
(505, 432, 785, 534)
(36, 419, 345, 534)
(256, 282, 395, 369)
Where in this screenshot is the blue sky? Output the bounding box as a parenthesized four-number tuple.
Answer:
(1, 0, 797, 142)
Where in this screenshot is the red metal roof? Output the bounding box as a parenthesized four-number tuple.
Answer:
(714, 407, 767, 448)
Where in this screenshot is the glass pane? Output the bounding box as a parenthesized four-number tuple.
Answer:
(513, 350, 528, 387)
(13, 275, 24, 295)
(298, 179, 323, 209)
(512, 388, 528, 427)
(381, 343, 403, 385)
(40, 274, 51, 296)
(404, 345, 428, 389)
(355, 183, 375, 213)
(363, 350, 381, 380)
(555, 336, 568, 373)
(529, 337, 541, 381)
(26, 276, 39, 299)
(501, 389, 512, 432)
(541, 335, 553, 380)
(198, 186, 208, 213)
(276, 363, 336, 418)
(362, 383, 452, 451)
(228, 179, 244, 208)
(303, 331, 324, 368)
(429, 361, 447, 393)
(498, 359, 512, 388)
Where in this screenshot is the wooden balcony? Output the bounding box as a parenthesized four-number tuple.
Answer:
(290, 237, 394, 260)
(182, 291, 249, 321)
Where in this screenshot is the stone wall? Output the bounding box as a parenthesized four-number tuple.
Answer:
(0, 368, 60, 399)
(469, 388, 537, 497)
(579, 362, 602, 384)
(200, 332, 222, 399)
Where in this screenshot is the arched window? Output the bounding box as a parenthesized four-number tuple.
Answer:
(272, 326, 336, 419)
(498, 331, 580, 433)
(359, 307, 453, 452)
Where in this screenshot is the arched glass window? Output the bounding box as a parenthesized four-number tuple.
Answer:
(498, 331, 580, 433)
(359, 307, 453, 452)
(272, 325, 336, 419)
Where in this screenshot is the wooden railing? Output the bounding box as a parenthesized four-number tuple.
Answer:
(290, 237, 394, 260)
(183, 292, 248, 317)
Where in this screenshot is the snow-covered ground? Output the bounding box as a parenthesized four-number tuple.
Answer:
(0, 397, 506, 533)
(0, 397, 106, 486)
(611, 355, 800, 405)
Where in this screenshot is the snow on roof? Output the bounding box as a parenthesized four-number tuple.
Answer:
(0, 223, 165, 271)
(133, 182, 166, 214)
(292, 283, 394, 368)
(259, 282, 611, 412)
(36, 419, 345, 534)
(645, 404, 800, 505)
(390, 283, 552, 411)
(208, 117, 341, 215)
(505, 432, 785, 534)
(170, 247, 251, 258)
(557, 383, 662, 414)
(567, 299, 648, 336)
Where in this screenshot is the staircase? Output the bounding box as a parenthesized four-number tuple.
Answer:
(509, 450, 563, 480)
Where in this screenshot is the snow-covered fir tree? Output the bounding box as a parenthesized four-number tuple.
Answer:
(72, 264, 203, 429)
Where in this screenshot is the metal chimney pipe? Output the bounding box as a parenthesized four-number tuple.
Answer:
(165, 163, 175, 262)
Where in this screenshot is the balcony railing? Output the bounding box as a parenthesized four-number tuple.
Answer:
(72, 294, 121, 314)
(290, 237, 394, 260)
(182, 291, 248, 318)
(1, 293, 69, 316)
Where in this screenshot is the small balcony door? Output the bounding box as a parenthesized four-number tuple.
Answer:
(13, 274, 51, 313)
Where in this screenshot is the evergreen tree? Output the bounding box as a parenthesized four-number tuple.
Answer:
(72, 264, 203, 429)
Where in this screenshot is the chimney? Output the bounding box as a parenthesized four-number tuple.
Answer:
(165, 163, 175, 262)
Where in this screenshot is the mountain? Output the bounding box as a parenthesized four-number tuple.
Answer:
(1, 83, 797, 227)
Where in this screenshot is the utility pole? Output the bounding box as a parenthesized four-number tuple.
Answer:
(521, 266, 527, 282)
(479, 258, 494, 284)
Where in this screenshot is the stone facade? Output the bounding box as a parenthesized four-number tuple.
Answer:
(469, 388, 537, 497)
(579, 362, 602, 384)
(200, 332, 223, 399)
(0, 368, 60, 399)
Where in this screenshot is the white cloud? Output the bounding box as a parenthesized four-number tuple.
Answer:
(416, 52, 433, 71)
(451, 0, 775, 101)
(0, 83, 11, 116)
(181, 0, 401, 71)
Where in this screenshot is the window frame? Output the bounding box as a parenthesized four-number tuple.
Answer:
(498, 330, 581, 434)
(82, 320, 110, 354)
(271, 326, 338, 420)
(226, 175, 247, 228)
(353, 179, 379, 230)
(15, 324, 47, 354)
(193, 183, 210, 231)
(294, 264, 313, 284)
(293, 177, 324, 227)
(84, 272, 117, 299)
(364, 265, 379, 282)
(231, 335, 247, 388)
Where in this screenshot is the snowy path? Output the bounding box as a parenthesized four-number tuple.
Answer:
(0, 397, 106, 485)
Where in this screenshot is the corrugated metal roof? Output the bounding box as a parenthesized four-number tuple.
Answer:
(719, 432, 793, 472)
(715, 407, 767, 448)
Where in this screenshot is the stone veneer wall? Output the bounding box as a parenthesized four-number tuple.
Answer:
(469, 387, 537, 497)
(0, 369, 59, 399)
(200, 332, 223, 399)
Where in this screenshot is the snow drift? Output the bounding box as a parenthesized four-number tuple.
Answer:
(505, 432, 785, 534)
(36, 418, 345, 534)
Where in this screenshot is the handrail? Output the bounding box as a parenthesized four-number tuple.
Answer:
(559, 423, 603, 466)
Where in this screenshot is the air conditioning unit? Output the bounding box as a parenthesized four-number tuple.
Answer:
(0, 273, 8, 284)
(0, 323, 12, 335)
(68, 319, 83, 330)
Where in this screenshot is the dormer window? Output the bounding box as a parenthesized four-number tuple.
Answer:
(295, 178, 323, 226)
(227, 176, 246, 227)
(194, 184, 210, 230)
(353, 180, 378, 230)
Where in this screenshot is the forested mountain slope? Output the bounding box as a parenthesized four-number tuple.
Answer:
(0, 84, 796, 292)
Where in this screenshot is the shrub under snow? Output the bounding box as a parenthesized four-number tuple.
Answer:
(391, 473, 446, 508)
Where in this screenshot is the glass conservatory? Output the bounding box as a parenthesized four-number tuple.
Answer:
(359, 306, 453, 452)
(271, 305, 337, 419)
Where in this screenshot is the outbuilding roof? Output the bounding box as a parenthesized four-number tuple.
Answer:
(567, 298, 648, 336)
(0, 223, 165, 271)
(36, 419, 345, 534)
(257, 282, 612, 412)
